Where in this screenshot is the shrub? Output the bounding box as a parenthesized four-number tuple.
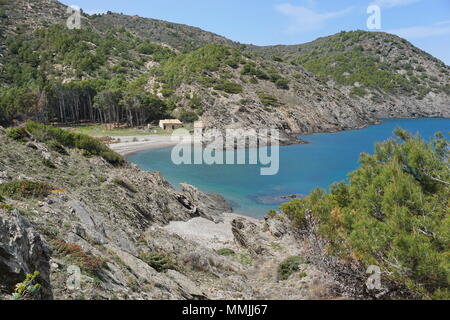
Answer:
(272, 55, 283, 62)
(213, 81, 243, 94)
(278, 256, 307, 280)
(281, 129, 450, 299)
(275, 78, 290, 90)
(179, 111, 198, 123)
(46, 140, 68, 154)
(5, 127, 28, 141)
(267, 209, 277, 218)
(52, 240, 105, 274)
(258, 94, 279, 107)
(216, 248, 236, 257)
(42, 158, 56, 169)
(0, 180, 51, 200)
(350, 86, 367, 97)
(239, 253, 252, 266)
(139, 252, 177, 272)
(0, 202, 14, 211)
(8, 122, 124, 166)
(12, 271, 42, 300)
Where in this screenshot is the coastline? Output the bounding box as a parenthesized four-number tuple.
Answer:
(109, 117, 447, 156)
(108, 135, 177, 156)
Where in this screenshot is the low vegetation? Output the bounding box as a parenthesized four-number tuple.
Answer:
(52, 240, 105, 275)
(216, 248, 236, 257)
(154, 44, 242, 89)
(278, 256, 307, 280)
(292, 31, 447, 99)
(258, 93, 279, 107)
(6, 121, 124, 166)
(12, 271, 42, 300)
(139, 252, 177, 272)
(281, 129, 450, 299)
(0, 180, 51, 200)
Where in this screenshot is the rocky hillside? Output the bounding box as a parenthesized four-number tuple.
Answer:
(89, 13, 238, 53)
(253, 30, 450, 118)
(0, 124, 345, 300)
(1, 0, 448, 140)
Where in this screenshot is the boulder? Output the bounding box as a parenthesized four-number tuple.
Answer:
(179, 183, 232, 223)
(231, 218, 269, 255)
(0, 210, 52, 299)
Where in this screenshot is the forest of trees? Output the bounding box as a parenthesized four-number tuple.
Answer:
(0, 25, 175, 126)
(0, 79, 169, 126)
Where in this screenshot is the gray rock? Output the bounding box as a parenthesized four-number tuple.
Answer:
(231, 218, 269, 255)
(166, 270, 207, 300)
(0, 210, 52, 299)
(180, 183, 232, 223)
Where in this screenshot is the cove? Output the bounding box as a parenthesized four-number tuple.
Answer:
(126, 118, 450, 218)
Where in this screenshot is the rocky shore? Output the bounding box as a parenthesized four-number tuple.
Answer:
(0, 129, 344, 300)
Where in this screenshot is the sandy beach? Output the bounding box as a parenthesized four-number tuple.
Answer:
(108, 135, 177, 156)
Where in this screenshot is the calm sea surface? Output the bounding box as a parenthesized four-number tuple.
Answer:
(127, 118, 450, 217)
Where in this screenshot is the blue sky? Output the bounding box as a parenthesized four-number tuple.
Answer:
(61, 0, 450, 64)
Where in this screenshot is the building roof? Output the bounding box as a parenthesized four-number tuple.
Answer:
(159, 119, 182, 125)
(194, 121, 204, 128)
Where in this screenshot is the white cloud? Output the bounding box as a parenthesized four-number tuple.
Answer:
(388, 24, 450, 39)
(275, 3, 352, 34)
(371, 0, 420, 8)
(435, 20, 450, 26)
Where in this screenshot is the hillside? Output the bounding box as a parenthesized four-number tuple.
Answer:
(0, 123, 342, 300)
(1, 0, 449, 140)
(1, 123, 447, 300)
(253, 31, 450, 118)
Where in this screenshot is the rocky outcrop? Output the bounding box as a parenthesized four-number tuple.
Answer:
(0, 210, 52, 299)
(179, 183, 232, 223)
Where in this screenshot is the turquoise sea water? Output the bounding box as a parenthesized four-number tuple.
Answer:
(127, 118, 450, 218)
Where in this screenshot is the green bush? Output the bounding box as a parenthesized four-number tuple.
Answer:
(241, 62, 270, 81)
(7, 122, 124, 166)
(46, 140, 68, 155)
(52, 240, 105, 274)
(179, 111, 199, 123)
(5, 127, 28, 141)
(272, 56, 283, 62)
(258, 94, 279, 107)
(278, 256, 307, 280)
(0, 180, 51, 200)
(139, 252, 177, 272)
(275, 78, 290, 90)
(281, 129, 450, 299)
(213, 81, 243, 94)
(239, 253, 252, 266)
(350, 86, 367, 97)
(12, 271, 42, 300)
(216, 248, 236, 257)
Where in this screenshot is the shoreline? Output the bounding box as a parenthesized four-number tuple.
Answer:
(108, 135, 177, 156)
(108, 117, 446, 156)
